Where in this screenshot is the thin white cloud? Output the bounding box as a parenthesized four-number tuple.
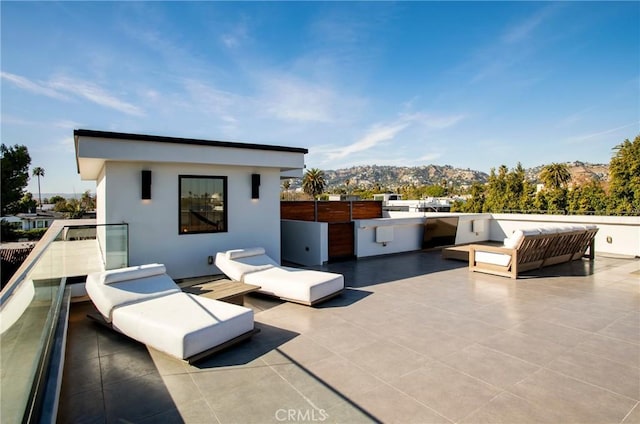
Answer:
(556, 106, 596, 128)
(260, 76, 337, 123)
(421, 113, 466, 129)
(2, 71, 144, 116)
(53, 119, 82, 129)
(418, 152, 442, 162)
(1, 114, 39, 126)
(1, 71, 67, 99)
(327, 117, 412, 160)
(468, 5, 561, 83)
(221, 21, 249, 49)
(183, 79, 244, 122)
(502, 4, 559, 44)
(58, 136, 76, 152)
(323, 112, 465, 161)
(49, 76, 144, 116)
(567, 121, 640, 143)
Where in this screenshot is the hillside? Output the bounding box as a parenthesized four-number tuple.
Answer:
(302, 162, 610, 191)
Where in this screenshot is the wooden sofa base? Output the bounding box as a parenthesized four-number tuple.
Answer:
(468, 229, 597, 279)
(87, 312, 259, 364)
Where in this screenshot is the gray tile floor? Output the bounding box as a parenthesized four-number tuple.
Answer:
(58, 251, 640, 423)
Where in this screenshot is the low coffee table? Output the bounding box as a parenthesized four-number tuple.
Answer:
(183, 279, 261, 306)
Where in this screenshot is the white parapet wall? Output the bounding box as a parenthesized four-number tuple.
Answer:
(491, 214, 640, 257)
(281, 219, 328, 266)
(281, 212, 639, 265)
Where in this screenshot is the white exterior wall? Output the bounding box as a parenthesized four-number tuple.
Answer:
(281, 220, 328, 266)
(101, 161, 282, 279)
(490, 214, 640, 257)
(451, 213, 492, 245)
(354, 217, 424, 258)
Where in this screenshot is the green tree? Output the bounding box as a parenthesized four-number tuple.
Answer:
(483, 165, 509, 212)
(568, 179, 607, 214)
(302, 168, 326, 199)
(32, 166, 45, 209)
(61, 198, 85, 219)
(18, 192, 37, 213)
(1, 144, 32, 215)
(608, 135, 640, 214)
(49, 195, 66, 204)
(462, 182, 486, 213)
(423, 185, 447, 197)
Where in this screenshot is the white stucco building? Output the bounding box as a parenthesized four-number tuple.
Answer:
(74, 129, 307, 279)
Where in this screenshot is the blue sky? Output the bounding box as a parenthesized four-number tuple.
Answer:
(2, 1, 638, 194)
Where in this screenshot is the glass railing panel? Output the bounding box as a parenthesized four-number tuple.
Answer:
(104, 224, 129, 269)
(0, 223, 65, 424)
(0, 221, 128, 423)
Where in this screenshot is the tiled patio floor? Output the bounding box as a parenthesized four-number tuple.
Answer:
(58, 250, 640, 423)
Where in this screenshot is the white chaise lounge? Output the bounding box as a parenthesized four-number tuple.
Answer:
(215, 248, 344, 306)
(85, 264, 257, 364)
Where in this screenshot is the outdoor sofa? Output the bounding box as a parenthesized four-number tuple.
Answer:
(215, 247, 344, 306)
(85, 264, 257, 364)
(469, 225, 598, 279)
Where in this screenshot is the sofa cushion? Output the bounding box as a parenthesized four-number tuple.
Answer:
(112, 293, 254, 359)
(100, 264, 166, 285)
(86, 271, 180, 323)
(503, 230, 524, 249)
(475, 251, 512, 267)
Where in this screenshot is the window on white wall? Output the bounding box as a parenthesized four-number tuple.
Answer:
(179, 175, 227, 234)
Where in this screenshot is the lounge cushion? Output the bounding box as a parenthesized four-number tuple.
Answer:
(215, 252, 277, 281)
(215, 247, 344, 304)
(112, 293, 254, 359)
(101, 263, 166, 285)
(243, 266, 344, 304)
(226, 247, 267, 260)
(86, 272, 180, 323)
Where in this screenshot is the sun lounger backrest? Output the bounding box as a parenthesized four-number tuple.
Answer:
(215, 248, 278, 281)
(101, 263, 166, 284)
(86, 265, 181, 323)
(226, 247, 266, 259)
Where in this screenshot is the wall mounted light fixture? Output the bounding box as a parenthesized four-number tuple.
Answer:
(251, 173, 260, 199)
(141, 170, 152, 199)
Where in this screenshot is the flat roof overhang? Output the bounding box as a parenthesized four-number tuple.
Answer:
(74, 129, 308, 180)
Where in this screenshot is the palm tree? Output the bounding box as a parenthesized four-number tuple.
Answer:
(80, 190, 96, 210)
(540, 163, 571, 190)
(32, 167, 45, 209)
(302, 168, 326, 199)
(282, 179, 291, 200)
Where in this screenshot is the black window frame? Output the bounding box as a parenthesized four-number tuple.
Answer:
(178, 175, 228, 235)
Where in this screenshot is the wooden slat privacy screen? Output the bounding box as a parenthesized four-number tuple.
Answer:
(281, 201, 382, 222)
(280, 201, 316, 221)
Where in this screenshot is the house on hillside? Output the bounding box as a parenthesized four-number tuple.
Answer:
(74, 129, 307, 279)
